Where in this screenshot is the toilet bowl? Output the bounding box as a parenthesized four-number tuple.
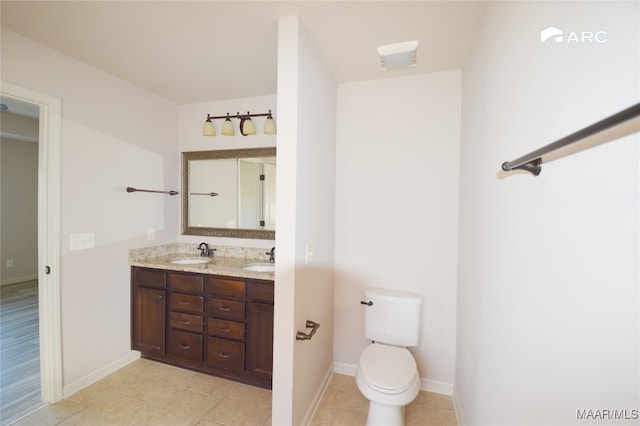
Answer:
(356, 343, 421, 425)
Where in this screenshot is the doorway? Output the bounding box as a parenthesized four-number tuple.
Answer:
(0, 82, 62, 424)
(0, 96, 42, 424)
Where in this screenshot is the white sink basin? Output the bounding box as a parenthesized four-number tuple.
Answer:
(243, 263, 275, 273)
(170, 258, 210, 265)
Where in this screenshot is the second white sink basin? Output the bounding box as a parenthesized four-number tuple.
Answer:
(170, 258, 210, 265)
(244, 263, 275, 273)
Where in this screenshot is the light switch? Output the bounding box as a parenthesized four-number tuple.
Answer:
(70, 233, 95, 251)
(305, 243, 314, 264)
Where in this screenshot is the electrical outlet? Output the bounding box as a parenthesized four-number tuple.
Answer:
(6, 259, 13, 268)
(70, 233, 95, 251)
(147, 228, 155, 241)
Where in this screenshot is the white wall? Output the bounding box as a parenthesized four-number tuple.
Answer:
(334, 70, 462, 394)
(1, 134, 38, 284)
(178, 95, 277, 250)
(1, 28, 179, 390)
(273, 15, 337, 425)
(456, 2, 639, 425)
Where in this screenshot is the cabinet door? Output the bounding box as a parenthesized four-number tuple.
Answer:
(132, 287, 166, 357)
(246, 302, 274, 382)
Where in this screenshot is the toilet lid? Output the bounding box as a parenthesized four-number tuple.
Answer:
(359, 344, 417, 394)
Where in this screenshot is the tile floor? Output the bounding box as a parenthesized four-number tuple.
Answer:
(11, 359, 457, 426)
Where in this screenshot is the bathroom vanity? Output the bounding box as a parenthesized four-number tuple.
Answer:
(130, 247, 274, 389)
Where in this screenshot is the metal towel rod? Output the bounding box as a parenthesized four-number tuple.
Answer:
(501, 102, 640, 176)
(127, 186, 178, 196)
(189, 192, 219, 197)
(296, 320, 320, 341)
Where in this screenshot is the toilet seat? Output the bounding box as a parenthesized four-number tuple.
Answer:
(358, 343, 417, 395)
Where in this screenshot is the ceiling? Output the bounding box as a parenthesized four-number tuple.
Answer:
(1, 1, 487, 105)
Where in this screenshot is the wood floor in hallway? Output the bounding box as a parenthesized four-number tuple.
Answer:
(0, 280, 43, 426)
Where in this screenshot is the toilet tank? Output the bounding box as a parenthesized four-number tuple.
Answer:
(364, 287, 423, 347)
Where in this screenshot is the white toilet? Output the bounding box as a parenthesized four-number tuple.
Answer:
(356, 287, 423, 426)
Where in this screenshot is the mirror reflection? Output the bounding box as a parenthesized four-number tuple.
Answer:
(182, 148, 276, 239)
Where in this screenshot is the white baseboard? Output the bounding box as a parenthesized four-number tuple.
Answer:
(302, 363, 334, 426)
(333, 361, 454, 396)
(1, 274, 38, 286)
(62, 351, 140, 399)
(422, 377, 454, 396)
(333, 361, 356, 376)
(453, 390, 465, 426)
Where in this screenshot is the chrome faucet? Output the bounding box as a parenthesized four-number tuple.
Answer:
(266, 247, 275, 263)
(198, 242, 216, 257)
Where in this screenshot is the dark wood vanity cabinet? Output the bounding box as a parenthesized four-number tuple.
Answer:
(131, 266, 274, 389)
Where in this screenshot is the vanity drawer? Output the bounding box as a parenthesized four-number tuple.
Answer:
(169, 273, 203, 293)
(205, 277, 245, 298)
(134, 268, 166, 289)
(250, 281, 274, 303)
(170, 312, 203, 333)
(208, 298, 245, 321)
(208, 318, 245, 341)
(171, 293, 204, 314)
(206, 337, 244, 373)
(167, 330, 203, 364)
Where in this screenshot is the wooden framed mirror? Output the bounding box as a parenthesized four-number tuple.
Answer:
(182, 147, 276, 239)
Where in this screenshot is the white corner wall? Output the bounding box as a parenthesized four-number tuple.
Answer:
(273, 15, 337, 425)
(1, 28, 179, 390)
(334, 70, 462, 394)
(456, 2, 639, 425)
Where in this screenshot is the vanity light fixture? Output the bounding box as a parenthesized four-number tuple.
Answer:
(239, 113, 256, 136)
(264, 111, 276, 135)
(202, 110, 276, 137)
(202, 117, 216, 136)
(377, 40, 418, 71)
(221, 113, 234, 136)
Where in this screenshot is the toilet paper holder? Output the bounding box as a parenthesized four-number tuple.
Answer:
(296, 320, 320, 341)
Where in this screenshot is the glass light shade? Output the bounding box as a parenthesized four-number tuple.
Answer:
(202, 119, 216, 136)
(242, 118, 256, 135)
(222, 118, 235, 136)
(264, 116, 276, 135)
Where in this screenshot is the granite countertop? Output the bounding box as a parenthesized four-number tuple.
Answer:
(129, 243, 275, 281)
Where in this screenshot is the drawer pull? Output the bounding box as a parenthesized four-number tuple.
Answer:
(219, 352, 231, 358)
(218, 307, 231, 312)
(180, 301, 191, 305)
(220, 328, 230, 333)
(178, 344, 192, 350)
(179, 320, 191, 325)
